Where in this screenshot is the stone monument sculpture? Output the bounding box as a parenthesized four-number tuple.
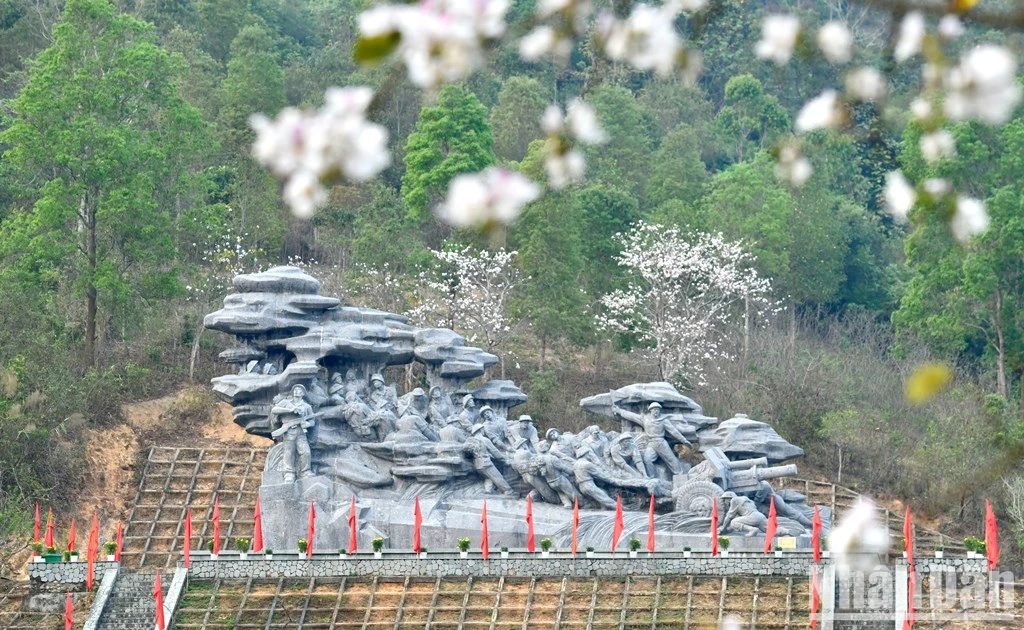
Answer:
(206, 266, 828, 552)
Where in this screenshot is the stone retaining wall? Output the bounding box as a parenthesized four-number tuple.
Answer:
(28, 561, 120, 590)
(186, 550, 822, 580)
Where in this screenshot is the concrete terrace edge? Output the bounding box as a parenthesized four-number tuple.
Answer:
(82, 568, 120, 630)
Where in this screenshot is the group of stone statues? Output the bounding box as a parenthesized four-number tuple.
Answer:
(206, 267, 828, 541)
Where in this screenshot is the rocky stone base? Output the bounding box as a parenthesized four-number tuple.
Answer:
(28, 561, 119, 589)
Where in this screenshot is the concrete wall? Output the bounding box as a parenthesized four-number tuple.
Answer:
(28, 560, 119, 590)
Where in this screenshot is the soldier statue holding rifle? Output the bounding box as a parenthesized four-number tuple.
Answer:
(270, 384, 316, 482)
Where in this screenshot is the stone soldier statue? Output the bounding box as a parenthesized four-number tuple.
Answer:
(572, 445, 660, 510)
(368, 373, 398, 413)
(754, 481, 813, 528)
(464, 423, 514, 494)
(427, 386, 455, 429)
(536, 441, 578, 508)
(508, 414, 541, 450)
(545, 428, 578, 463)
(479, 405, 507, 449)
(270, 384, 316, 482)
(719, 492, 769, 536)
(511, 437, 563, 505)
(612, 402, 689, 475)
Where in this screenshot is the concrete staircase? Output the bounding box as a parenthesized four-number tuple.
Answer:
(95, 571, 170, 630)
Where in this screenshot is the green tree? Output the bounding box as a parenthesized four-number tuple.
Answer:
(401, 84, 496, 223)
(586, 85, 654, 200)
(710, 74, 789, 166)
(645, 123, 708, 209)
(217, 22, 286, 151)
(490, 76, 548, 162)
(197, 0, 252, 63)
(0, 0, 208, 367)
(575, 184, 640, 300)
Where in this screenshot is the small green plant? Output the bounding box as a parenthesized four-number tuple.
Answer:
(718, 536, 730, 550)
(457, 538, 471, 552)
(820, 536, 828, 550)
(420, 546, 428, 553)
(586, 546, 595, 552)
(206, 540, 215, 553)
(30, 542, 43, 555)
(500, 546, 508, 552)
(103, 541, 117, 556)
(683, 546, 692, 552)
(964, 536, 984, 553)
(629, 538, 642, 551)
(297, 538, 308, 553)
(235, 537, 250, 553)
(775, 545, 782, 551)
(372, 537, 384, 552)
(339, 549, 348, 555)
(540, 538, 553, 552)
(935, 545, 944, 552)
(265, 548, 273, 555)
(62, 550, 71, 561)
(46, 545, 57, 554)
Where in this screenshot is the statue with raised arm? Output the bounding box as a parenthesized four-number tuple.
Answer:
(612, 401, 688, 475)
(270, 384, 316, 482)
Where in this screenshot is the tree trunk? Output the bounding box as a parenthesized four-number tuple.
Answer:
(837, 446, 843, 485)
(994, 289, 1008, 398)
(743, 294, 750, 364)
(788, 302, 796, 353)
(188, 322, 204, 381)
(539, 333, 547, 370)
(84, 197, 97, 368)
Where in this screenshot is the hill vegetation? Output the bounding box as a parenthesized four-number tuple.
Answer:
(1, 0, 1024, 559)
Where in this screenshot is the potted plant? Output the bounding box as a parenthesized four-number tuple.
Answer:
(103, 541, 117, 562)
(419, 546, 428, 559)
(373, 537, 384, 559)
(629, 538, 642, 558)
(339, 549, 348, 558)
(821, 537, 830, 558)
(297, 538, 308, 555)
(774, 545, 783, 558)
(683, 546, 692, 558)
(235, 537, 250, 560)
(68, 549, 79, 562)
(44, 546, 61, 563)
(964, 536, 982, 558)
(207, 539, 217, 560)
(901, 537, 908, 559)
(265, 548, 273, 558)
(30, 542, 43, 562)
(458, 538, 471, 558)
(718, 536, 730, 557)
(586, 546, 595, 559)
(500, 546, 509, 559)
(934, 545, 944, 559)
(62, 550, 72, 562)
(540, 538, 553, 558)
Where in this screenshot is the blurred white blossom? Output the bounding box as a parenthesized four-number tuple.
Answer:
(910, 98, 933, 121)
(938, 14, 962, 40)
(845, 67, 886, 102)
(250, 86, 390, 218)
(817, 21, 853, 64)
(542, 99, 607, 189)
(795, 90, 841, 132)
(774, 144, 812, 187)
(951, 197, 990, 242)
(923, 178, 951, 198)
(600, 4, 681, 77)
(894, 11, 925, 62)
(436, 167, 541, 228)
(919, 130, 956, 164)
(884, 171, 915, 223)
(944, 45, 1022, 125)
(829, 499, 890, 573)
(755, 15, 800, 65)
(520, 0, 591, 64)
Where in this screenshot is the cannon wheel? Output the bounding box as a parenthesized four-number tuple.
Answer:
(674, 479, 726, 517)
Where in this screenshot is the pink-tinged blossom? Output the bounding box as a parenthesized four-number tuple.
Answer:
(436, 168, 540, 228)
(600, 4, 682, 77)
(598, 223, 774, 387)
(938, 14, 962, 40)
(250, 87, 390, 218)
(520, 0, 591, 64)
(755, 15, 800, 65)
(944, 45, 1022, 125)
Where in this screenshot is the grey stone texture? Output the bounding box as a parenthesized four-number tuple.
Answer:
(28, 560, 119, 589)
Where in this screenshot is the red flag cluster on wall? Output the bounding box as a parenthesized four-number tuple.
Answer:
(212, 497, 221, 556)
(307, 502, 316, 558)
(480, 502, 489, 560)
(154, 572, 166, 630)
(184, 510, 193, 568)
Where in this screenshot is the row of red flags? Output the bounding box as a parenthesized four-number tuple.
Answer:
(34, 504, 124, 593)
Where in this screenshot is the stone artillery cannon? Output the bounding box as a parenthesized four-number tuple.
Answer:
(672, 447, 798, 516)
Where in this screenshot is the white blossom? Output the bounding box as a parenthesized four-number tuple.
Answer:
(795, 90, 841, 132)
(250, 87, 390, 218)
(845, 67, 886, 102)
(436, 168, 541, 228)
(520, 0, 592, 63)
(894, 11, 925, 63)
(774, 143, 812, 187)
(755, 15, 800, 65)
(910, 98, 933, 120)
(541, 99, 606, 189)
(519, 26, 573, 62)
(923, 178, 951, 198)
(829, 500, 890, 573)
(665, 0, 707, 12)
(950, 197, 990, 242)
(601, 4, 681, 77)
(944, 45, 1023, 125)
(566, 99, 607, 145)
(544, 148, 586, 190)
(884, 171, 915, 223)
(817, 21, 853, 64)
(358, 0, 509, 89)
(598, 223, 774, 387)
(938, 14, 962, 40)
(919, 130, 956, 163)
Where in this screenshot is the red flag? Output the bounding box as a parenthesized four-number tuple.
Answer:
(154, 572, 166, 630)
(253, 496, 264, 553)
(764, 496, 778, 554)
(183, 510, 192, 568)
(903, 506, 914, 566)
(45, 508, 54, 549)
(348, 497, 358, 554)
(67, 518, 76, 553)
(306, 501, 316, 558)
(34, 502, 40, 545)
(810, 565, 821, 628)
(611, 495, 624, 553)
(711, 500, 719, 557)
(65, 592, 72, 630)
(526, 495, 535, 553)
(570, 497, 579, 556)
(114, 522, 123, 562)
(480, 501, 489, 560)
(986, 500, 1000, 570)
(212, 496, 222, 555)
(812, 506, 822, 563)
(413, 496, 422, 553)
(86, 512, 98, 590)
(646, 494, 656, 553)
(903, 567, 916, 629)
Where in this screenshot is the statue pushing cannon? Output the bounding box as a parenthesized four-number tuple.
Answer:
(673, 447, 798, 516)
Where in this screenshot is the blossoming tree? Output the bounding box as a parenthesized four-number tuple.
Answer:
(598, 223, 773, 388)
